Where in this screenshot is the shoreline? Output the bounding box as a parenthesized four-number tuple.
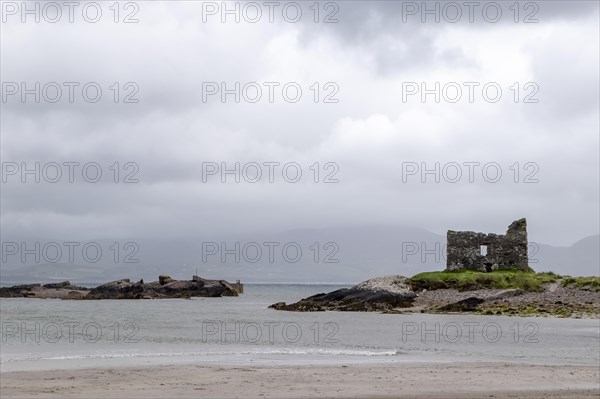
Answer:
(1, 362, 598, 398)
(271, 275, 600, 318)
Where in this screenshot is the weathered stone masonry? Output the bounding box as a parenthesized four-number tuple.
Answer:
(446, 218, 529, 272)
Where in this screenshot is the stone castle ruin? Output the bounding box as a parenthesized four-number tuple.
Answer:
(446, 218, 529, 272)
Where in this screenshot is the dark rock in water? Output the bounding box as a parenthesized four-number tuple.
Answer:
(437, 297, 485, 312)
(43, 281, 71, 289)
(0, 284, 41, 297)
(86, 279, 144, 299)
(161, 280, 215, 297)
(159, 275, 174, 285)
(271, 276, 416, 312)
(63, 291, 86, 300)
(85, 277, 239, 299)
(162, 280, 197, 291)
(217, 282, 239, 297)
(269, 302, 287, 310)
(0, 275, 242, 299)
(142, 279, 238, 298)
(16, 284, 42, 289)
(0, 283, 89, 299)
(219, 280, 234, 291)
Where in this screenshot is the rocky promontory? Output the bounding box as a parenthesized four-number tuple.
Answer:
(0, 275, 242, 299)
(270, 276, 416, 311)
(270, 272, 600, 318)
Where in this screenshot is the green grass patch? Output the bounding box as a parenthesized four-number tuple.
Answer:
(535, 271, 562, 284)
(561, 276, 600, 292)
(407, 269, 558, 292)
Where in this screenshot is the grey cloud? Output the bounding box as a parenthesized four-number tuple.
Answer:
(0, 0, 598, 267)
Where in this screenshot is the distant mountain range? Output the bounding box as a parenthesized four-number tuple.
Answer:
(1, 227, 598, 285)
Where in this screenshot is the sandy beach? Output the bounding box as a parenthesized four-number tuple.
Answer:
(1, 362, 598, 399)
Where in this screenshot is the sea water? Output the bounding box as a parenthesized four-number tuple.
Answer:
(1, 284, 599, 372)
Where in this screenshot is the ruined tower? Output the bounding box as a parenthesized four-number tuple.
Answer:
(446, 218, 529, 272)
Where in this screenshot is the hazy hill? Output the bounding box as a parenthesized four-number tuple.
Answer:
(1, 228, 598, 285)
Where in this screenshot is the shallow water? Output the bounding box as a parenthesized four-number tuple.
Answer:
(1, 284, 598, 371)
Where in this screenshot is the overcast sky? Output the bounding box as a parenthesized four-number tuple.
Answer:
(1, 0, 599, 247)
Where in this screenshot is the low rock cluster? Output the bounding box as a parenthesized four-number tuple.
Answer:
(0, 276, 239, 299)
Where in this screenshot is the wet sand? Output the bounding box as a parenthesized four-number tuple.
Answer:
(1, 362, 598, 398)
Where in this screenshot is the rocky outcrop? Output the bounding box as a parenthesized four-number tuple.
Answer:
(42, 281, 72, 289)
(85, 277, 239, 299)
(0, 276, 241, 299)
(269, 276, 416, 311)
(437, 297, 485, 312)
(86, 279, 144, 299)
(64, 290, 86, 300)
(159, 275, 174, 285)
(0, 284, 42, 298)
(0, 282, 89, 299)
(270, 275, 599, 318)
(142, 279, 237, 298)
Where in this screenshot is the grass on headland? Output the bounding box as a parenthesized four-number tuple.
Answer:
(560, 276, 600, 292)
(407, 269, 565, 292)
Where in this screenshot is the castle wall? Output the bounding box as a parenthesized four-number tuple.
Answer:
(446, 219, 529, 272)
